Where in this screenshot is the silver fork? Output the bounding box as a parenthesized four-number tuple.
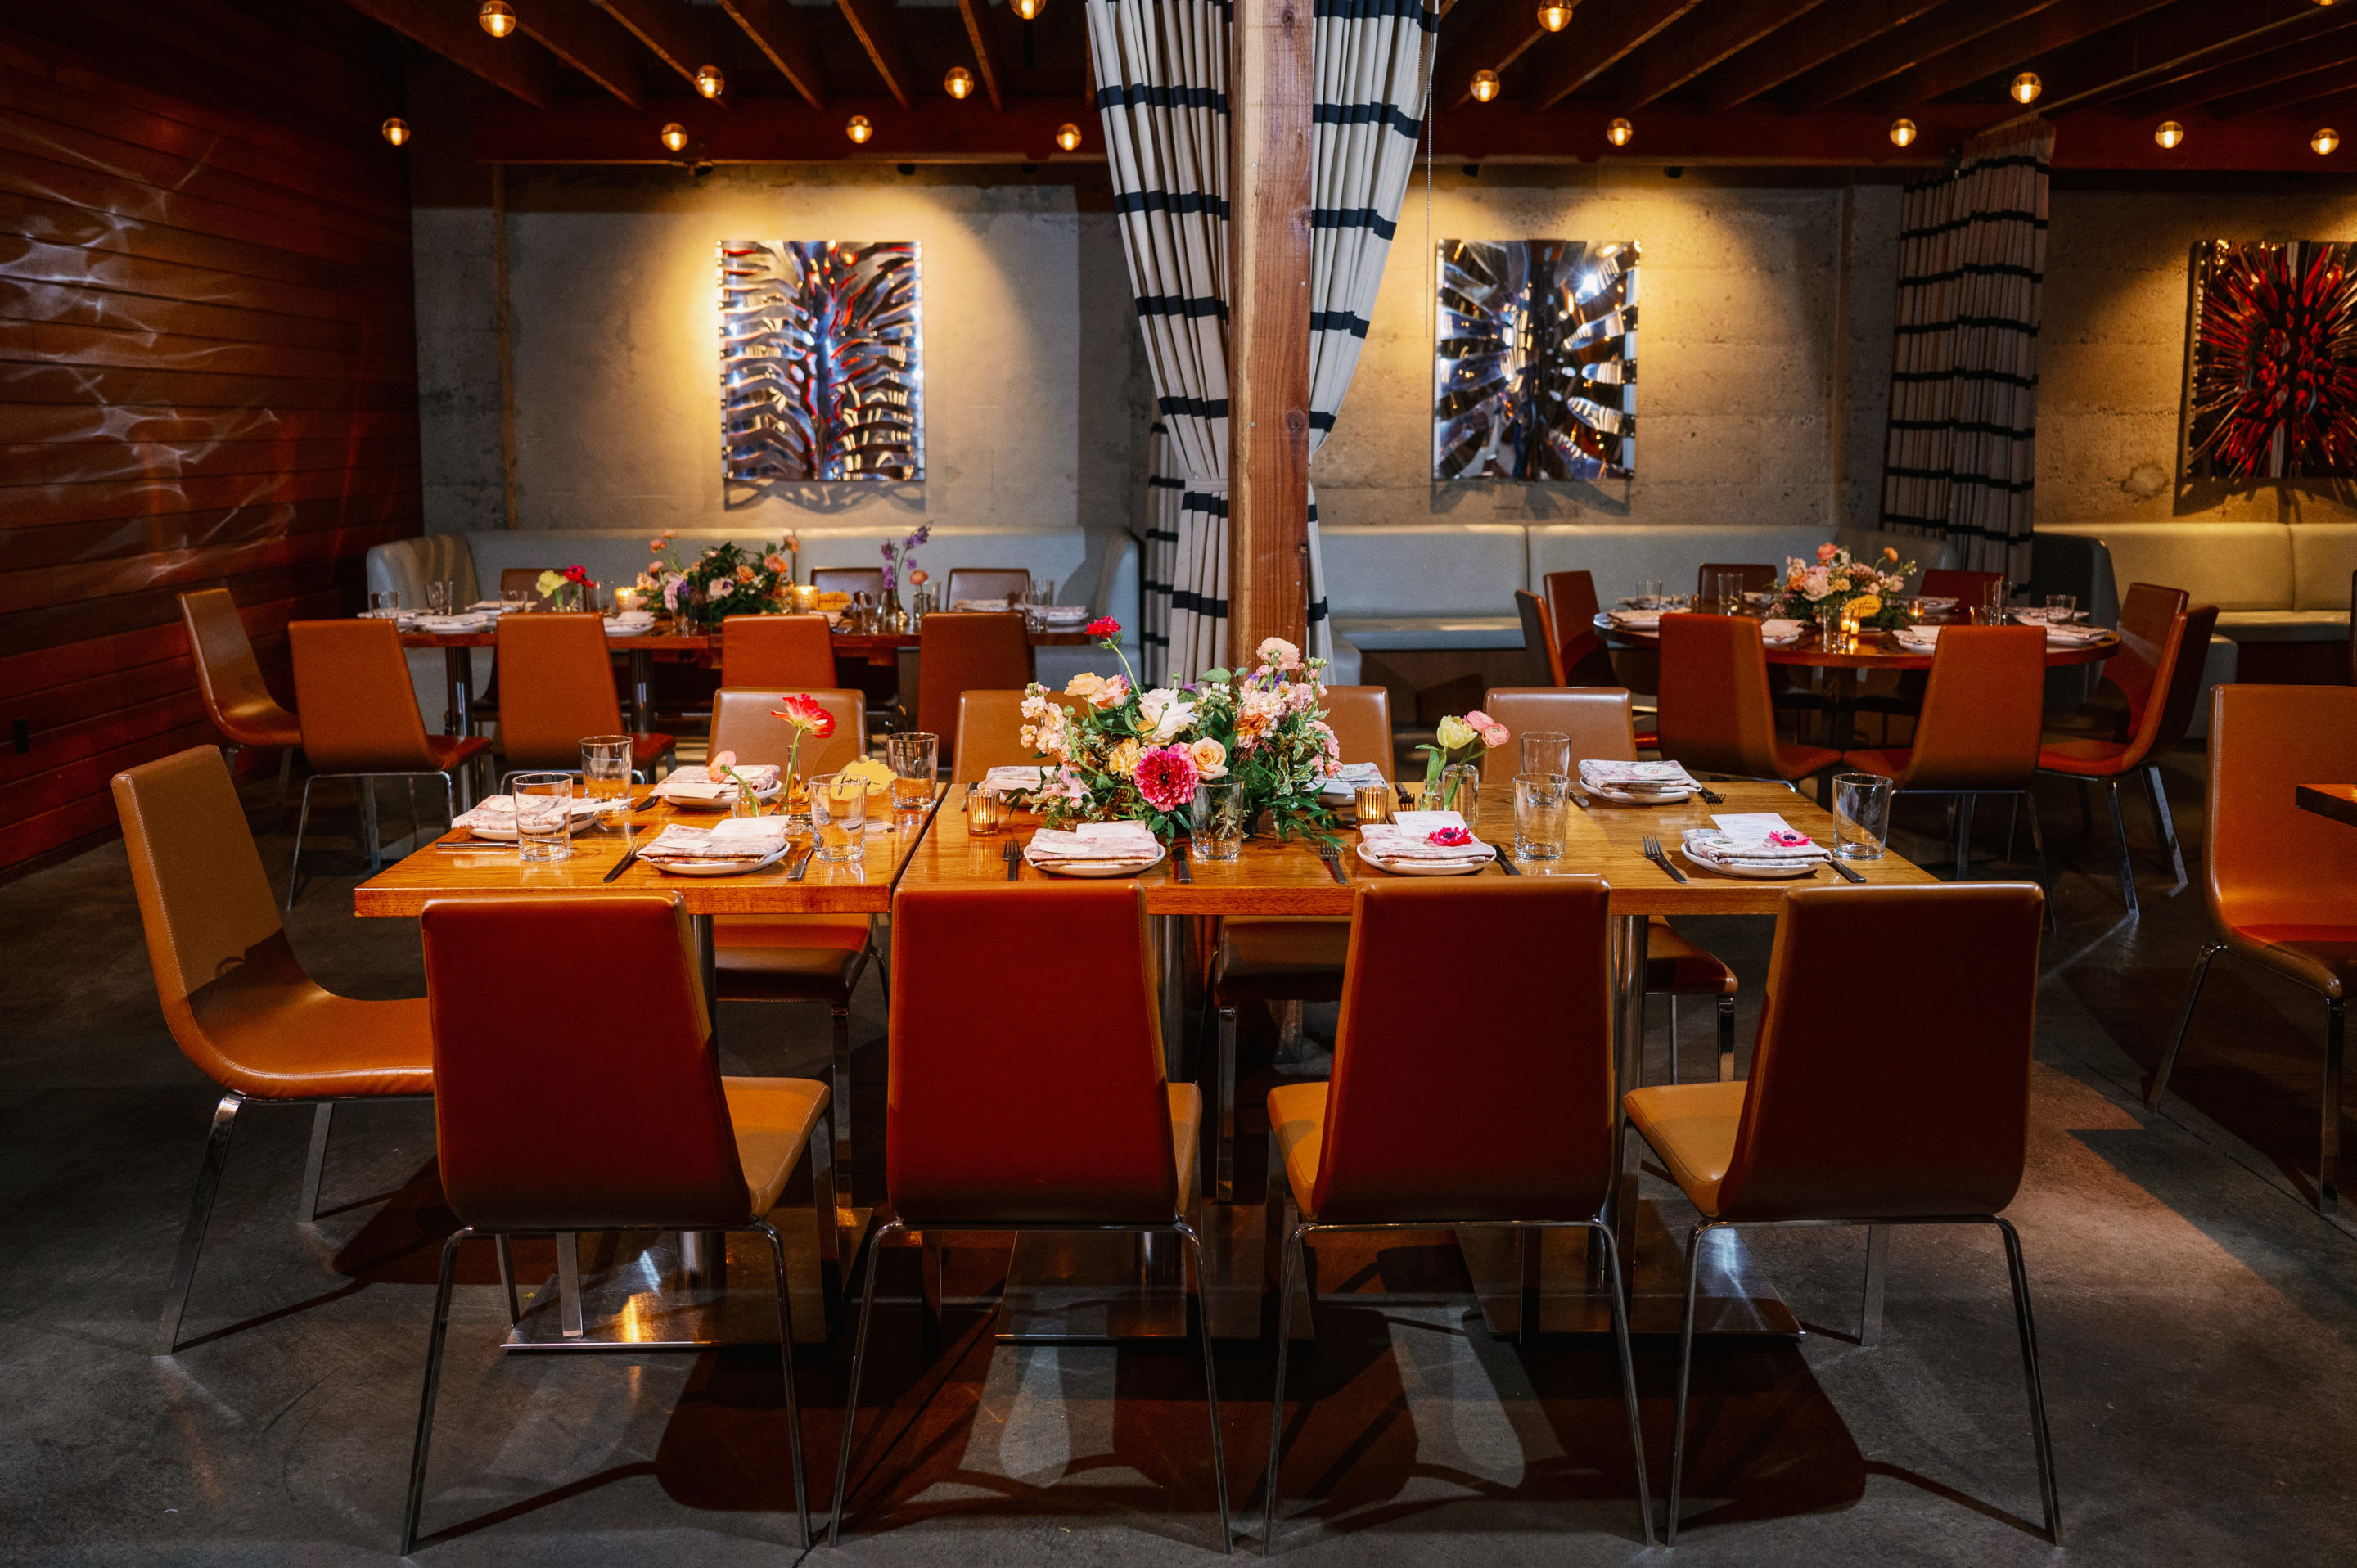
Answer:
(1642, 834, 1688, 884)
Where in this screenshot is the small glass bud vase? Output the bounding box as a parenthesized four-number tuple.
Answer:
(1816, 603, 1847, 649)
(1431, 764, 1479, 818)
(776, 772, 812, 833)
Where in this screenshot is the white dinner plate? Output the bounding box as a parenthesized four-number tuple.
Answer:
(1024, 845, 1166, 878)
(647, 842, 794, 877)
(1585, 783, 1692, 806)
(1355, 840, 1494, 876)
(1678, 845, 1820, 880)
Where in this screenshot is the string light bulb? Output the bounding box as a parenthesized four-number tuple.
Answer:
(659, 122, 688, 154)
(381, 117, 410, 147)
(694, 65, 725, 99)
(478, 1, 516, 38)
(1605, 117, 1634, 147)
(1536, 2, 1574, 29)
(1012, 0, 1044, 17)
(2155, 119, 2184, 150)
(845, 115, 873, 146)
(2317, 127, 2341, 154)
(1055, 122, 1083, 152)
(944, 66, 974, 100)
(2010, 71, 2042, 105)
(1888, 117, 1917, 148)
(1470, 69, 1500, 104)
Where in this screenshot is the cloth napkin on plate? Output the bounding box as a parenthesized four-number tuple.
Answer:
(1025, 822, 1161, 861)
(1580, 759, 1698, 791)
(983, 765, 1044, 794)
(658, 764, 781, 803)
(412, 614, 492, 633)
(1760, 618, 1803, 645)
(602, 611, 656, 634)
(640, 818, 789, 860)
(1318, 760, 1387, 796)
(2042, 624, 2109, 646)
(1607, 608, 1662, 629)
(1892, 624, 1946, 651)
(1680, 824, 1827, 868)
(1361, 812, 1494, 862)
(453, 794, 605, 831)
(952, 598, 1011, 613)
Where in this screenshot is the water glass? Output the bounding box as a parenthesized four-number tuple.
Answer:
(967, 784, 1007, 836)
(579, 736, 633, 828)
(1636, 578, 1665, 608)
(1353, 782, 1394, 827)
(810, 772, 868, 862)
(1832, 772, 1895, 861)
(1192, 780, 1245, 860)
(1433, 763, 1479, 819)
(512, 773, 575, 862)
(1521, 731, 1572, 780)
(1710, 570, 1746, 613)
(501, 586, 532, 615)
(2045, 593, 2077, 622)
(368, 589, 402, 618)
(1980, 581, 2008, 624)
(423, 580, 449, 615)
(1817, 602, 1848, 647)
(1513, 773, 1571, 861)
(886, 732, 938, 819)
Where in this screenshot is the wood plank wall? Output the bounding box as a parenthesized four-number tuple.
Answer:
(0, 1, 421, 875)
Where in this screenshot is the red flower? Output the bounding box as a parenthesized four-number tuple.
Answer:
(1133, 744, 1200, 813)
(1427, 826, 1474, 847)
(772, 693, 836, 738)
(1087, 616, 1121, 639)
(562, 564, 592, 585)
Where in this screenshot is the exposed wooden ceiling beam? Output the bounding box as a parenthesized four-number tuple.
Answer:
(836, 0, 918, 110)
(339, 0, 557, 108)
(957, 0, 1007, 111)
(593, 0, 732, 105)
(2209, 52, 2357, 118)
(1615, 0, 1830, 110)
(1875, 0, 2174, 107)
(1432, 0, 1552, 112)
(1527, 0, 1705, 111)
(1787, 1, 2065, 112)
(512, 0, 646, 110)
(717, 0, 827, 108)
(1701, 0, 1945, 112)
(1989, 2, 2349, 121)
(2117, 30, 2357, 115)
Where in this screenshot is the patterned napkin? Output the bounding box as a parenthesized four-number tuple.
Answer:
(1761, 618, 1803, 644)
(1680, 825, 1826, 867)
(984, 766, 1044, 793)
(1580, 759, 1697, 791)
(453, 794, 604, 832)
(658, 765, 780, 803)
(1026, 822, 1161, 861)
(641, 819, 788, 860)
(1318, 760, 1387, 796)
(2042, 624, 2108, 646)
(1608, 609, 1663, 629)
(1361, 812, 1494, 863)
(602, 611, 656, 634)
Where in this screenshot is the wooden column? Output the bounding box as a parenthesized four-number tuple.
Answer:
(1226, 0, 1314, 662)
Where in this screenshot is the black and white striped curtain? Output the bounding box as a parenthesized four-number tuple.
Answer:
(1141, 419, 1185, 674)
(1879, 120, 2053, 583)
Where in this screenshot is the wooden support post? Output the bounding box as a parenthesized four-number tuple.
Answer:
(1227, 0, 1313, 664)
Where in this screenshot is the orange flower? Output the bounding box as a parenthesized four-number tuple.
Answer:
(773, 693, 836, 738)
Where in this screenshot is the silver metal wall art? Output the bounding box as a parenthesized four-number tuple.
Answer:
(1434, 239, 1638, 481)
(719, 241, 923, 482)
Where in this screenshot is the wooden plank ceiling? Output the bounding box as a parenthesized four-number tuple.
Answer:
(337, 0, 2357, 168)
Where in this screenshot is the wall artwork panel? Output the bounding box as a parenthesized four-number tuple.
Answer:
(1434, 238, 1638, 481)
(719, 240, 923, 482)
(2184, 239, 2357, 480)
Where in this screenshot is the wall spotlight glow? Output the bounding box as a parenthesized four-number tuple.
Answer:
(2156, 120, 2184, 150)
(478, 1, 516, 38)
(381, 117, 410, 146)
(2010, 71, 2042, 105)
(1470, 69, 1500, 104)
(944, 66, 974, 100)
(846, 115, 873, 146)
(694, 65, 725, 99)
(1888, 118, 1917, 148)
(660, 122, 688, 154)
(1605, 117, 1634, 147)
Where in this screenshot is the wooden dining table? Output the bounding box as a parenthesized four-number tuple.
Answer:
(2296, 783, 2357, 829)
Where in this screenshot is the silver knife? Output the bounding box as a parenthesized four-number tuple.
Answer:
(1827, 855, 1866, 882)
(601, 840, 642, 882)
(786, 843, 815, 881)
(1173, 842, 1192, 884)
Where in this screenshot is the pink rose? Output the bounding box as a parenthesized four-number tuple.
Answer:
(1816, 543, 1838, 561)
(1480, 723, 1509, 749)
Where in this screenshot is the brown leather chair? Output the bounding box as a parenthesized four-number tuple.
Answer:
(498, 566, 561, 608)
(493, 613, 675, 782)
(178, 588, 301, 812)
(831, 883, 1226, 1548)
(112, 746, 435, 1354)
(1922, 567, 2005, 606)
(2149, 684, 2357, 1214)
(1262, 877, 1652, 1548)
(1656, 612, 1840, 788)
(945, 567, 1032, 603)
(1841, 625, 2050, 887)
(810, 566, 886, 598)
(1542, 570, 1624, 687)
(2036, 594, 2218, 912)
(1852, 569, 2016, 734)
(1695, 561, 1776, 604)
(1318, 684, 1393, 774)
(286, 620, 493, 907)
(950, 688, 1086, 784)
(720, 614, 838, 689)
(917, 612, 1032, 764)
(404, 893, 829, 1552)
(1514, 589, 1569, 686)
(1624, 882, 2057, 1547)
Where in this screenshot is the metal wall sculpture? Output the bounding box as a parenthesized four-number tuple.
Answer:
(1435, 238, 1638, 481)
(719, 240, 923, 482)
(2185, 239, 2357, 480)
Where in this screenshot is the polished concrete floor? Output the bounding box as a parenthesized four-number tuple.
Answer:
(4, 746, 2355, 1566)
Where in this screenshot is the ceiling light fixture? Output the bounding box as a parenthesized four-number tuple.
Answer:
(2316, 127, 2341, 155)
(2011, 71, 2042, 105)
(945, 66, 974, 100)
(1536, 2, 1574, 30)
(660, 122, 688, 154)
(381, 117, 410, 146)
(478, 1, 516, 38)
(846, 115, 873, 146)
(1055, 122, 1083, 152)
(1606, 117, 1634, 147)
(2156, 119, 2184, 150)
(694, 65, 725, 99)
(1471, 69, 1500, 104)
(1888, 117, 1917, 148)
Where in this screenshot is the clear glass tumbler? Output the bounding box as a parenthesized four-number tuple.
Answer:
(967, 785, 1006, 836)
(1521, 731, 1572, 780)
(2045, 593, 2076, 622)
(579, 736, 632, 829)
(1192, 780, 1245, 861)
(1832, 772, 1895, 860)
(810, 772, 868, 862)
(1710, 570, 1745, 613)
(368, 589, 402, 618)
(886, 732, 938, 821)
(512, 772, 575, 862)
(1514, 773, 1570, 861)
(1636, 578, 1664, 608)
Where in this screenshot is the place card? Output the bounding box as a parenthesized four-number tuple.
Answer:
(1710, 812, 1797, 839)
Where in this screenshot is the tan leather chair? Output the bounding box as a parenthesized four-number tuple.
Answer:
(1852, 569, 2017, 734)
(945, 567, 1031, 603)
(1318, 684, 1392, 773)
(1514, 590, 1569, 686)
(405, 893, 828, 1552)
(112, 746, 435, 1354)
(1695, 561, 1776, 604)
(498, 566, 561, 608)
(1624, 882, 2057, 1547)
(1656, 612, 1840, 788)
(2149, 684, 2357, 1214)
(1262, 878, 1652, 1548)
(1544, 570, 1658, 744)
(720, 614, 838, 689)
(917, 612, 1032, 764)
(178, 588, 300, 813)
(493, 613, 675, 782)
(286, 620, 492, 907)
(810, 566, 886, 598)
(949, 687, 1084, 784)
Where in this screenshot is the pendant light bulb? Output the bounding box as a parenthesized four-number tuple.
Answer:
(945, 66, 974, 101)
(2155, 119, 2184, 150)
(1536, 2, 1574, 30)
(381, 117, 410, 147)
(659, 122, 688, 154)
(1470, 69, 1501, 104)
(1888, 117, 1917, 148)
(845, 115, 873, 146)
(1056, 122, 1084, 152)
(2316, 127, 2342, 155)
(478, 1, 516, 38)
(1605, 117, 1634, 147)
(1012, 0, 1043, 17)
(694, 65, 725, 99)
(2010, 71, 2042, 105)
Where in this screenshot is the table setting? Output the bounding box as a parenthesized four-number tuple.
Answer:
(1356, 809, 1499, 875)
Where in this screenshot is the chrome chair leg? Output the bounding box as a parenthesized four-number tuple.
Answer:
(2147, 942, 2224, 1108)
(828, 1215, 904, 1548)
(2023, 791, 2058, 934)
(493, 1236, 520, 1324)
(1263, 1225, 1305, 1553)
(299, 1103, 334, 1221)
(1215, 1005, 1238, 1204)
(1716, 995, 1736, 1082)
(1859, 1224, 1890, 1348)
(156, 1091, 243, 1355)
(2145, 764, 2188, 897)
(2104, 780, 2138, 915)
(360, 777, 381, 872)
(1994, 1218, 2062, 1544)
(285, 777, 318, 909)
(830, 1007, 854, 1213)
(1177, 1220, 1233, 1553)
(1589, 1221, 1656, 1547)
(1666, 996, 1680, 1085)
(400, 1227, 470, 1554)
(2321, 999, 2343, 1215)
(1954, 795, 1976, 882)
(1666, 1221, 1712, 1546)
(755, 1220, 813, 1548)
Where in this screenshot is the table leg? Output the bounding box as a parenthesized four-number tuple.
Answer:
(630, 651, 652, 734)
(443, 647, 472, 737)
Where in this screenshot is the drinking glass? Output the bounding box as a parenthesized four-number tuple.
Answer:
(579, 736, 633, 828)
(1192, 780, 1245, 860)
(1832, 772, 1895, 861)
(967, 784, 1007, 836)
(2045, 593, 2077, 622)
(502, 586, 532, 615)
(1710, 570, 1745, 613)
(1513, 773, 1570, 861)
(368, 589, 402, 618)
(1353, 782, 1393, 827)
(1636, 578, 1664, 608)
(423, 580, 448, 615)
(512, 772, 575, 862)
(1979, 581, 2008, 624)
(886, 732, 938, 819)
(1817, 602, 1848, 648)
(810, 772, 868, 862)
(1434, 763, 1479, 819)
(1521, 731, 1572, 780)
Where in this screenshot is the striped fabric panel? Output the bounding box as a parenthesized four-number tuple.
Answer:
(1142, 420, 1185, 674)
(1878, 120, 2052, 581)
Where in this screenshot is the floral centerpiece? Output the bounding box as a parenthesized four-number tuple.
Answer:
(1769, 543, 1918, 629)
(1018, 621, 1340, 840)
(1419, 710, 1508, 813)
(534, 564, 593, 611)
(638, 529, 800, 632)
(706, 693, 833, 822)
(880, 525, 930, 597)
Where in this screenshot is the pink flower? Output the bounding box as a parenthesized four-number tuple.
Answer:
(1428, 826, 1474, 847)
(1480, 723, 1509, 749)
(1465, 710, 1509, 749)
(1816, 543, 1838, 561)
(706, 749, 737, 782)
(1133, 744, 1200, 813)
(1767, 829, 1813, 847)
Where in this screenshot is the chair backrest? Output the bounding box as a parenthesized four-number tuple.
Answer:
(1513, 590, 1567, 686)
(1479, 687, 1638, 784)
(1716, 884, 2046, 1221)
(422, 894, 754, 1231)
(709, 688, 867, 776)
(1321, 685, 1392, 771)
(2104, 581, 2191, 728)
(1920, 568, 2004, 606)
(178, 588, 294, 745)
(811, 567, 886, 598)
(887, 883, 1176, 1224)
(2146, 605, 2220, 756)
(287, 620, 441, 773)
(1543, 570, 1620, 686)
(947, 568, 1032, 604)
(2203, 684, 2357, 934)
(2350, 569, 2356, 686)
(1654, 613, 1784, 777)
(495, 614, 627, 770)
(499, 566, 561, 608)
(1899, 625, 2047, 789)
(721, 615, 838, 689)
(1313, 878, 1616, 1223)
(952, 688, 1082, 783)
(2098, 602, 2206, 773)
(919, 612, 1034, 753)
(1697, 562, 1776, 598)
(111, 746, 313, 1090)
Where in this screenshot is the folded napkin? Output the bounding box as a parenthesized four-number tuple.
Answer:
(641, 818, 789, 860)
(1035, 605, 1091, 622)
(1361, 813, 1494, 862)
(453, 793, 605, 831)
(952, 598, 1011, 613)
(602, 612, 656, 634)
(1026, 822, 1161, 861)
(2044, 624, 2108, 645)
(983, 765, 1044, 793)
(412, 615, 491, 633)
(1680, 827, 1827, 867)
(1580, 759, 1697, 791)
(1893, 624, 1945, 649)
(1318, 760, 1388, 795)
(1760, 618, 1803, 644)
(659, 764, 781, 803)
(1608, 609, 1663, 628)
